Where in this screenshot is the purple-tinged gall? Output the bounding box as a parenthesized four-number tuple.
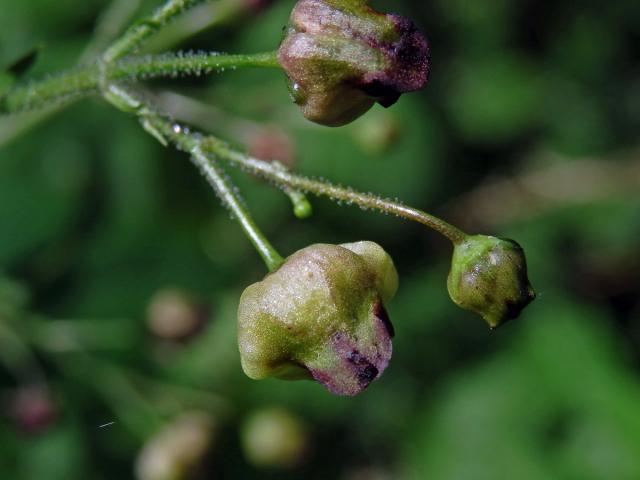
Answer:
(278, 0, 430, 126)
(237, 241, 398, 396)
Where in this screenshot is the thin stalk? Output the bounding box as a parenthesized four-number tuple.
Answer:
(1, 51, 280, 114)
(139, 111, 285, 272)
(154, 92, 313, 218)
(191, 146, 286, 271)
(102, 0, 206, 62)
(144, 0, 260, 52)
(1, 66, 100, 114)
(112, 50, 281, 78)
(80, 0, 145, 64)
(203, 140, 468, 244)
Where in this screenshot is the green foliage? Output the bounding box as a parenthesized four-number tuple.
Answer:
(1, 0, 639, 478)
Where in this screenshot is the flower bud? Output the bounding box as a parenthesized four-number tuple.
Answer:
(278, 0, 430, 126)
(447, 235, 536, 329)
(146, 288, 208, 342)
(135, 412, 216, 480)
(8, 385, 57, 433)
(237, 241, 397, 396)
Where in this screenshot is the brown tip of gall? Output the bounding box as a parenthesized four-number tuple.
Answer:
(360, 15, 430, 107)
(373, 300, 395, 338)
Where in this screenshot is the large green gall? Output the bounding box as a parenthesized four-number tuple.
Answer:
(447, 235, 536, 329)
(278, 0, 430, 126)
(237, 241, 398, 396)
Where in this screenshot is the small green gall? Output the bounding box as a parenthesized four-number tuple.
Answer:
(237, 241, 398, 396)
(447, 235, 536, 329)
(278, 0, 430, 126)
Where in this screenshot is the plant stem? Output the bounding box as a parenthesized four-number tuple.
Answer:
(113, 50, 281, 78)
(80, 0, 145, 63)
(1, 51, 281, 114)
(191, 146, 286, 271)
(102, 0, 206, 62)
(1, 66, 99, 114)
(203, 140, 468, 244)
(138, 111, 285, 272)
(144, 0, 261, 53)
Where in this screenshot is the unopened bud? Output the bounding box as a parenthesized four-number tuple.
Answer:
(146, 289, 208, 341)
(135, 412, 216, 480)
(447, 235, 536, 329)
(278, 0, 430, 126)
(8, 385, 57, 433)
(237, 241, 398, 396)
(247, 126, 296, 169)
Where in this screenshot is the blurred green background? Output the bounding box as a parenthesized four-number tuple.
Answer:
(1, 0, 639, 478)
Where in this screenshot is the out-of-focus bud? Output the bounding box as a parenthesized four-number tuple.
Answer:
(146, 288, 208, 342)
(8, 385, 57, 433)
(237, 241, 398, 396)
(278, 0, 430, 126)
(241, 407, 309, 469)
(244, 0, 276, 13)
(135, 411, 216, 480)
(247, 125, 297, 169)
(447, 235, 536, 329)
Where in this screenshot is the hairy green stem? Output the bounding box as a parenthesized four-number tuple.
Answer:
(1, 51, 280, 114)
(115, 50, 280, 78)
(102, 0, 206, 62)
(190, 146, 286, 271)
(80, 0, 144, 63)
(1, 0, 251, 147)
(144, 0, 261, 52)
(203, 140, 468, 244)
(137, 110, 285, 272)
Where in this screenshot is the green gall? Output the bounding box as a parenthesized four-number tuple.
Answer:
(340, 240, 398, 304)
(278, 0, 430, 126)
(447, 235, 536, 329)
(237, 241, 398, 396)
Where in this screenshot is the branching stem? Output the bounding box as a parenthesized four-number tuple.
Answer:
(102, 0, 206, 62)
(135, 107, 286, 272)
(203, 140, 468, 244)
(138, 110, 466, 248)
(1, 51, 280, 114)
